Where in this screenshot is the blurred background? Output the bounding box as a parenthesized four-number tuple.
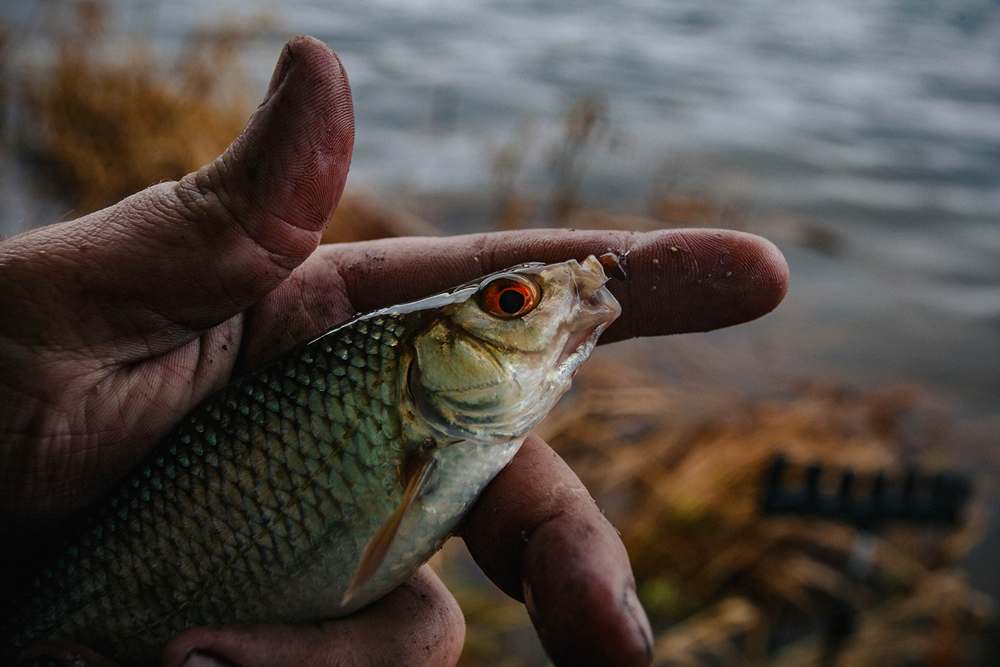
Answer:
(2, 1, 998, 664)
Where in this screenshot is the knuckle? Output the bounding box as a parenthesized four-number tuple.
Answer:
(172, 164, 317, 273)
(388, 570, 465, 667)
(172, 166, 243, 235)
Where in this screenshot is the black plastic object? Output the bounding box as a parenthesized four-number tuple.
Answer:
(760, 455, 972, 530)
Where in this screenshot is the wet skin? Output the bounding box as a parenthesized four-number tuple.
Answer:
(0, 37, 788, 666)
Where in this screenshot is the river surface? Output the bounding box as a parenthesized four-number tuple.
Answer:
(2, 6, 998, 442)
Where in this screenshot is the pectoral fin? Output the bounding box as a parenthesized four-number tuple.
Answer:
(341, 455, 434, 606)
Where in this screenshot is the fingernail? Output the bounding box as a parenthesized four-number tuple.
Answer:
(262, 40, 296, 105)
(623, 585, 654, 661)
(182, 650, 232, 667)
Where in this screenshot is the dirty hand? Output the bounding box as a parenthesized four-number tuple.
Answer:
(0, 37, 788, 666)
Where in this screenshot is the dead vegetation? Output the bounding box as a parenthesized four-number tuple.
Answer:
(14, 1, 262, 215)
(488, 96, 847, 257)
(433, 357, 991, 665)
(491, 95, 610, 230)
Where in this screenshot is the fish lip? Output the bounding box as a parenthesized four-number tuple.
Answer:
(554, 290, 620, 378)
(555, 323, 605, 377)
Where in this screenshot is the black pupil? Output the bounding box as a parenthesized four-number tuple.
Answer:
(498, 288, 526, 314)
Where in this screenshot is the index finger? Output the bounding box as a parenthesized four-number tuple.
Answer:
(459, 435, 653, 666)
(313, 228, 788, 344)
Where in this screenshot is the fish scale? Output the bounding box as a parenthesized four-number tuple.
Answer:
(3, 256, 621, 665)
(6, 313, 417, 661)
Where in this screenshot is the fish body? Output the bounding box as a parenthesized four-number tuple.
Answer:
(3, 256, 620, 662)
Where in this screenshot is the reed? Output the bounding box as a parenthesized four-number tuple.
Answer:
(15, 1, 261, 215)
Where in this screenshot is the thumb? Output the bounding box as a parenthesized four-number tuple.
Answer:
(0, 36, 353, 361)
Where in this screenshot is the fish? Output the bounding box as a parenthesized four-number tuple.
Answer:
(3, 254, 622, 663)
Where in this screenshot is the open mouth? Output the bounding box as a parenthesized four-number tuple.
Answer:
(553, 259, 622, 381)
(556, 322, 606, 378)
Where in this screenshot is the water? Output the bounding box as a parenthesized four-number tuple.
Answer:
(2, 1, 998, 422)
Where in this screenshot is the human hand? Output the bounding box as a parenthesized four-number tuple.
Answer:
(0, 37, 788, 666)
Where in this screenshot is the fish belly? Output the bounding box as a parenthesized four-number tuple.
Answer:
(5, 315, 425, 662)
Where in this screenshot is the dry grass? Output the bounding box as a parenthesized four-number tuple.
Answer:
(551, 359, 979, 607)
(15, 1, 262, 215)
(546, 94, 609, 222)
(490, 95, 610, 229)
(11, 3, 434, 246)
(652, 597, 764, 666)
(771, 572, 994, 666)
(321, 188, 439, 244)
(438, 358, 991, 665)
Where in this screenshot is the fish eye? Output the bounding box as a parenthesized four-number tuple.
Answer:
(477, 275, 541, 319)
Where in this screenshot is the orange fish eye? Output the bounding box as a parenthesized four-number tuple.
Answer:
(478, 276, 540, 319)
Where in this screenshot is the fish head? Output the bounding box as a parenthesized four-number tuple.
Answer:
(409, 255, 621, 443)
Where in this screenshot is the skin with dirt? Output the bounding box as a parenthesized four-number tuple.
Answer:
(3, 256, 620, 663)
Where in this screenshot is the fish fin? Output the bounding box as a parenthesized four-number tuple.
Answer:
(341, 455, 434, 606)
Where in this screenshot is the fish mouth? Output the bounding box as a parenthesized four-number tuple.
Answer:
(556, 323, 606, 377)
(554, 285, 621, 379)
